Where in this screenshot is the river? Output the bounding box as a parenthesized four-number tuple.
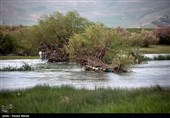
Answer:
(0, 54, 170, 90)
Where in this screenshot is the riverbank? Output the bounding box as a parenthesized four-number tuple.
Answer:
(0, 56, 38, 60)
(140, 45, 170, 54)
(0, 85, 170, 113)
(0, 45, 169, 60)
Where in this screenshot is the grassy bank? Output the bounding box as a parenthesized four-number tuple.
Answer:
(140, 45, 170, 54)
(0, 85, 170, 113)
(139, 55, 170, 61)
(0, 56, 38, 60)
(153, 55, 170, 60)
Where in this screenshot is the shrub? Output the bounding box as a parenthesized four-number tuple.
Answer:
(129, 29, 159, 47)
(154, 26, 170, 45)
(0, 33, 18, 55)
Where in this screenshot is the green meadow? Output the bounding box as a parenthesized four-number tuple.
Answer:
(140, 45, 170, 54)
(0, 85, 170, 113)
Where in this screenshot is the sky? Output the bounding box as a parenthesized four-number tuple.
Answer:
(1, 0, 170, 28)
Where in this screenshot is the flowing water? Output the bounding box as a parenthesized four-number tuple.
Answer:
(0, 54, 170, 90)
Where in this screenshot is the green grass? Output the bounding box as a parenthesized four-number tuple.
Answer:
(127, 28, 153, 33)
(0, 85, 170, 113)
(153, 55, 170, 60)
(0, 56, 38, 60)
(140, 45, 170, 54)
(138, 55, 170, 61)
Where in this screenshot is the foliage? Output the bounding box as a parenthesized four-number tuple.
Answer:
(66, 24, 137, 70)
(112, 27, 158, 49)
(129, 29, 159, 47)
(0, 25, 27, 34)
(66, 24, 111, 60)
(111, 54, 135, 71)
(0, 25, 30, 55)
(0, 32, 19, 55)
(12, 27, 36, 56)
(0, 85, 170, 113)
(31, 11, 90, 50)
(154, 26, 170, 45)
(114, 27, 130, 38)
(0, 11, 90, 56)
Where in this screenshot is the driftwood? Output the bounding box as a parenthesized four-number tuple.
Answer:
(77, 56, 127, 73)
(77, 56, 109, 71)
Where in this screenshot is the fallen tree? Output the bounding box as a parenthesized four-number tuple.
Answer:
(77, 56, 128, 73)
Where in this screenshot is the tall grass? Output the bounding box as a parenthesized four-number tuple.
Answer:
(0, 62, 34, 71)
(137, 55, 152, 62)
(138, 55, 170, 62)
(153, 55, 170, 60)
(0, 85, 170, 113)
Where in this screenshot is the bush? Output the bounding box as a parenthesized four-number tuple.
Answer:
(154, 26, 170, 45)
(129, 29, 159, 47)
(0, 33, 17, 55)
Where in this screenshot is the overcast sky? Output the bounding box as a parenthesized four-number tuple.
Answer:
(1, 0, 170, 27)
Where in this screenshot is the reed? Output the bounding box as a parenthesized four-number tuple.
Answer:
(0, 62, 34, 71)
(153, 55, 170, 60)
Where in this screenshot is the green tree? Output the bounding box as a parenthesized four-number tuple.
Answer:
(66, 24, 136, 70)
(31, 11, 90, 50)
(0, 11, 90, 56)
(13, 11, 91, 56)
(0, 32, 18, 55)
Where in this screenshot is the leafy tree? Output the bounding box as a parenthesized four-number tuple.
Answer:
(0, 32, 18, 55)
(66, 24, 136, 70)
(0, 11, 90, 56)
(10, 11, 91, 56)
(13, 27, 35, 56)
(31, 11, 90, 50)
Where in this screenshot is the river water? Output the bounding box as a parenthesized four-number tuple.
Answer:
(0, 54, 170, 90)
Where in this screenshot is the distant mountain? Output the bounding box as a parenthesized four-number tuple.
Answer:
(151, 15, 170, 26)
(136, 5, 170, 28)
(140, 15, 170, 28)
